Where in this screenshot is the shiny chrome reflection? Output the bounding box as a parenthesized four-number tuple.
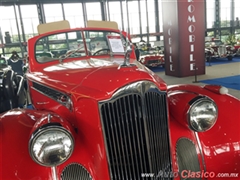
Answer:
(188, 97, 218, 132)
(32, 81, 73, 111)
(29, 126, 74, 167)
(99, 81, 172, 179)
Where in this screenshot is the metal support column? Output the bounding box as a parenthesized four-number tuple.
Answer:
(106, 0, 110, 21)
(82, 2, 87, 27)
(214, 0, 220, 38)
(155, 0, 160, 41)
(61, 2, 66, 20)
(125, 0, 130, 34)
(37, 3, 46, 24)
(0, 27, 5, 55)
(120, 1, 124, 31)
(13, 4, 24, 57)
(18, 4, 27, 52)
(100, 1, 106, 21)
(145, 0, 149, 43)
(138, 0, 142, 38)
(230, 0, 235, 34)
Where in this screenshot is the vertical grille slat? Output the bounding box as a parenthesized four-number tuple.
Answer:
(133, 94, 143, 176)
(119, 99, 131, 178)
(114, 100, 126, 179)
(100, 81, 172, 180)
(108, 103, 119, 179)
(127, 95, 138, 179)
(112, 102, 123, 179)
(153, 93, 160, 173)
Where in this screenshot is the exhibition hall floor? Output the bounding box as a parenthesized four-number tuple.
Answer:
(154, 60, 240, 99)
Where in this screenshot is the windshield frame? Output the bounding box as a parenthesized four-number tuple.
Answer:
(34, 28, 126, 64)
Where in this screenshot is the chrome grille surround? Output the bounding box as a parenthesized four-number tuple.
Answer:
(61, 163, 92, 180)
(99, 80, 173, 180)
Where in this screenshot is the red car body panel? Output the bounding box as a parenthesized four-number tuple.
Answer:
(1, 25, 240, 180)
(168, 85, 240, 178)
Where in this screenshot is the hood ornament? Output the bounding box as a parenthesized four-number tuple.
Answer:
(121, 40, 135, 67)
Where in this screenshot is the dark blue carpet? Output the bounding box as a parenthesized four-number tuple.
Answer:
(27, 104, 34, 109)
(206, 56, 240, 66)
(200, 75, 240, 90)
(148, 57, 240, 72)
(148, 66, 165, 72)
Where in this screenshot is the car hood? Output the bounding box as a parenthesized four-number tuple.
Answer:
(28, 57, 167, 100)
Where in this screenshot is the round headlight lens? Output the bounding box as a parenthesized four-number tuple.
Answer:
(188, 98, 218, 132)
(29, 126, 74, 167)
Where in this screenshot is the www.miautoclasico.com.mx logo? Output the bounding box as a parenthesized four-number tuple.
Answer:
(141, 170, 239, 179)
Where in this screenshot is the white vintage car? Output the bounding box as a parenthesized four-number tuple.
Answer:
(205, 39, 235, 61)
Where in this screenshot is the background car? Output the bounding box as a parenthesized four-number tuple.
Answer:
(233, 44, 240, 56)
(139, 49, 165, 67)
(205, 38, 235, 61)
(138, 44, 165, 67)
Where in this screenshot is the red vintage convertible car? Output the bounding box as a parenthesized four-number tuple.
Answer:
(0, 20, 239, 180)
(139, 49, 165, 67)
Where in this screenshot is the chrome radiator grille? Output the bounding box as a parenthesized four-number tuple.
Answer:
(99, 81, 172, 180)
(61, 163, 92, 180)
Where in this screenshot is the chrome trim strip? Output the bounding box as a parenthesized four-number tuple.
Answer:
(30, 81, 73, 111)
(51, 166, 58, 180)
(100, 80, 161, 102)
(194, 132, 207, 177)
(48, 114, 52, 123)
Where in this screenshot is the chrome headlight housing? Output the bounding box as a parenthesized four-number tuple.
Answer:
(188, 97, 218, 132)
(29, 125, 74, 167)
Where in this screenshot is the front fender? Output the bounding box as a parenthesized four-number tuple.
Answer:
(0, 109, 52, 179)
(168, 84, 240, 177)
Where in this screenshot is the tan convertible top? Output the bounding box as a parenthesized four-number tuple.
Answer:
(37, 20, 119, 34)
(37, 20, 71, 34)
(86, 20, 118, 30)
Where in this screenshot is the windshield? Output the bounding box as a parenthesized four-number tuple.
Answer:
(35, 30, 126, 63)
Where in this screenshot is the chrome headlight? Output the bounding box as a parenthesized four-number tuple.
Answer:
(29, 126, 74, 167)
(188, 97, 218, 132)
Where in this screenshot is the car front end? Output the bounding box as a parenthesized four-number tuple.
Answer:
(0, 21, 240, 180)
